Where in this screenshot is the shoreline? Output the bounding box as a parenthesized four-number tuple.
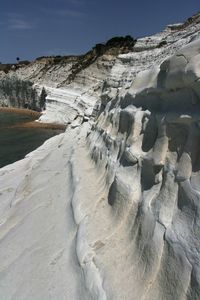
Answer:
(0, 107, 42, 117)
(9, 121, 66, 130)
(0, 107, 66, 130)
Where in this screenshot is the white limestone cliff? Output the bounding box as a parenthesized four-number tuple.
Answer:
(0, 14, 200, 300)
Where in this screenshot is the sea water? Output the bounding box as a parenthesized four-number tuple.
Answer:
(0, 111, 63, 168)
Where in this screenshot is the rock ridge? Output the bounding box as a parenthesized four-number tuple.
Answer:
(0, 12, 200, 300)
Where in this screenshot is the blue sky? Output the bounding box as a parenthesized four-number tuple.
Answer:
(0, 0, 199, 63)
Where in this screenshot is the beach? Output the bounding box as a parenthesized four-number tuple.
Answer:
(0, 107, 66, 130)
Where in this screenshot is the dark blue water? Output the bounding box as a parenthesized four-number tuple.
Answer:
(0, 111, 63, 168)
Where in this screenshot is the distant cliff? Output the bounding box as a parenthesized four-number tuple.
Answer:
(0, 36, 136, 111)
(0, 77, 43, 110)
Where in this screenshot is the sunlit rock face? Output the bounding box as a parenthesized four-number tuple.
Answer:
(88, 37, 200, 300)
(0, 53, 117, 122)
(0, 14, 200, 300)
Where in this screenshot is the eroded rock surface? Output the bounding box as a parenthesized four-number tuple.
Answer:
(0, 14, 200, 300)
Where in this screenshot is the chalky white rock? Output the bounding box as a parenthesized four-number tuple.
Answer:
(0, 14, 200, 300)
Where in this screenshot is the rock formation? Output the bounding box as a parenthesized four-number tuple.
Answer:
(0, 14, 200, 300)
